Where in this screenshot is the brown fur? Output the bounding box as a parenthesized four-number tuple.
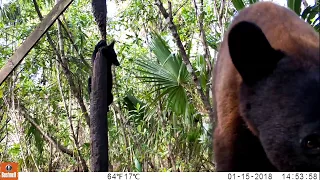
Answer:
(213, 2, 319, 171)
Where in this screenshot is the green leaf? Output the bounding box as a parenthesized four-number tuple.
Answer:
(231, 0, 246, 11)
(231, 0, 259, 11)
(167, 86, 188, 115)
(300, 3, 319, 31)
(306, 4, 319, 24)
(124, 91, 146, 111)
(135, 33, 191, 115)
(248, 0, 259, 4)
(134, 157, 142, 172)
(206, 33, 220, 50)
(137, 125, 142, 133)
(301, 6, 312, 20)
(287, 0, 302, 15)
(8, 144, 21, 157)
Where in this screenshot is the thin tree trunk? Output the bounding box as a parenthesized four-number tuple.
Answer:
(111, 104, 132, 171)
(155, 0, 214, 122)
(32, 0, 90, 127)
(193, 0, 212, 105)
(49, 144, 53, 171)
(55, 0, 89, 171)
(193, 0, 212, 72)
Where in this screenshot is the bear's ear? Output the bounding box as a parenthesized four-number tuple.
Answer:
(109, 41, 115, 48)
(228, 21, 284, 86)
(108, 41, 120, 66)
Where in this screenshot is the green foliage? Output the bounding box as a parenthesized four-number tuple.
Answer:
(26, 120, 44, 155)
(300, 1, 320, 31)
(231, 0, 247, 11)
(8, 144, 21, 157)
(230, 0, 319, 31)
(136, 33, 190, 115)
(134, 157, 142, 172)
(206, 33, 220, 50)
(1, 0, 316, 172)
(287, 0, 302, 15)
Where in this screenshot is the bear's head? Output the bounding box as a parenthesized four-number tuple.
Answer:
(101, 41, 120, 66)
(93, 40, 120, 66)
(228, 21, 320, 171)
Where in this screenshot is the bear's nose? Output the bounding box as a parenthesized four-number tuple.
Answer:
(301, 133, 320, 156)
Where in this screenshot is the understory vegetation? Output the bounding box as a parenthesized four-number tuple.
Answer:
(0, 0, 318, 172)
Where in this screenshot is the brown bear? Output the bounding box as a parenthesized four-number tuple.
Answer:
(213, 2, 319, 171)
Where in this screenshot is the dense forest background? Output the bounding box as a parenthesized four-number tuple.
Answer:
(0, 0, 318, 172)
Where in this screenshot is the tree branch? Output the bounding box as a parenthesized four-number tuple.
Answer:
(19, 104, 74, 157)
(193, 0, 212, 101)
(60, 16, 90, 69)
(32, 0, 90, 127)
(55, 33, 88, 171)
(155, 0, 214, 120)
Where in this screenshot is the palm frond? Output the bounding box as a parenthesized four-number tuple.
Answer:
(135, 33, 191, 115)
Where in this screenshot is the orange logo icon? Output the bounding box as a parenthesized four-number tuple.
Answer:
(0, 162, 18, 180)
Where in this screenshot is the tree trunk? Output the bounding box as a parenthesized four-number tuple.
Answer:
(92, 0, 107, 40)
(90, 51, 109, 172)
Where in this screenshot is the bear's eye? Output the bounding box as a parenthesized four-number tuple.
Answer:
(306, 139, 317, 149)
(301, 133, 320, 155)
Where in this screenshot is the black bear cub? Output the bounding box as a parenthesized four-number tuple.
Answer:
(88, 40, 120, 108)
(213, 2, 320, 171)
